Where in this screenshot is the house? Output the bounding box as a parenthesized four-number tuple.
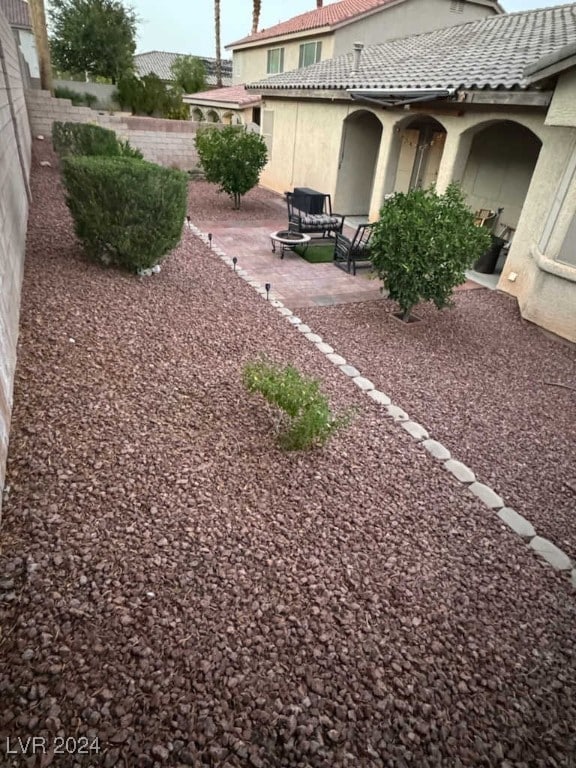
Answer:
(227, 0, 503, 85)
(186, 0, 501, 127)
(134, 51, 232, 88)
(182, 84, 261, 126)
(0, 0, 39, 80)
(247, 5, 576, 344)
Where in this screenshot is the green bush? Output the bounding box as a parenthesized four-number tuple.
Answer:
(115, 73, 188, 119)
(370, 184, 492, 321)
(54, 85, 92, 106)
(195, 126, 268, 209)
(61, 156, 188, 272)
(52, 121, 143, 160)
(243, 359, 349, 451)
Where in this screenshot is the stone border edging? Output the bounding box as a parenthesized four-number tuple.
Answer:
(186, 222, 576, 591)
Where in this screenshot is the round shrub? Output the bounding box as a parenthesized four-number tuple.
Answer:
(61, 156, 188, 272)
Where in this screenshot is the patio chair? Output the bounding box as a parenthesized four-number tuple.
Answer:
(286, 192, 345, 240)
(333, 222, 376, 275)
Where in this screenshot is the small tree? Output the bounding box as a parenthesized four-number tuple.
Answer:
(170, 55, 207, 94)
(195, 126, 268, 209)
(49, 0, 137, 83)
(370, 184, 492, 322)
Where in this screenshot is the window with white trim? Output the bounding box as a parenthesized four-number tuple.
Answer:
(266, 48, 284, 75)
(298, 41, 322, 68)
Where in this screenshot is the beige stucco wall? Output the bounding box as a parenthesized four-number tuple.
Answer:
(232, 33, 334, 85)
(333, 0, 498, 57)
(545, 69, 576, 127)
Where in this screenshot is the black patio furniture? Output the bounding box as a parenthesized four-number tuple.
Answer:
(286, 191, 345, 240)
(333, 222, 376, 275)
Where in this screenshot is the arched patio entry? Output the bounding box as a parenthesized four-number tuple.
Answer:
(393, 116, 447, 192)
(334, 110, 383, 216)
(460, 120, 542, 231)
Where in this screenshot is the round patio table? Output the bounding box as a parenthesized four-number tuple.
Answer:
(270, 230, 310, 259)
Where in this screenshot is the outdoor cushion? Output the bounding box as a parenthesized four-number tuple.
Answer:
(300, 214, 342, 227)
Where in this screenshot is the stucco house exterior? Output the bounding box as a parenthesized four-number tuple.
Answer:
(247, 5, 576, 344)
(186, 0, 501, 127)
(0, 0, 39, 80)
(182, 84, 261, 126)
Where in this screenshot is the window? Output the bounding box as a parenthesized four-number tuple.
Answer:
(298, 41, 322, 68)
(266, 48, 284, 75)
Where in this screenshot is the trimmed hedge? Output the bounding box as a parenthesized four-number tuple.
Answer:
(61, 156, 188, 271)
(53, 121, 143, 160)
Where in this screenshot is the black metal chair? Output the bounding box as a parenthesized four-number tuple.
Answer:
(286, 192, 345, 240)
(333, 222, 376, 275)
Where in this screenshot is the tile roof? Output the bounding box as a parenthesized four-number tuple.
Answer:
(134, 51, 232, 86)
(228, 0, 400, 48)
(247, 4, 576, 92)
(184, 84, 260, 106)
(0, 0, 31, 29)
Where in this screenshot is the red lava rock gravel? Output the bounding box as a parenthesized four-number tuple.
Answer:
(1, 145, 575, 767)
(300, 293, 576, 561)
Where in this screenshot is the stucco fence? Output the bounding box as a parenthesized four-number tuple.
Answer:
(26, 89, 214, 170)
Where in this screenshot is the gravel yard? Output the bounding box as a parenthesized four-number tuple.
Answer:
(0, 146, 575, 767)
(300, 289, 576, 561)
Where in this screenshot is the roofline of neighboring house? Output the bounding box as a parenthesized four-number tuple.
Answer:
(523, 42, 576, 84)
(183, 96, 261, 109)
(226, 0, 504, 50)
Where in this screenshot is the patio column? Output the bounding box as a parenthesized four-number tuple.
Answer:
(435, 130, 473, 193)
(368, 125, 402, 221)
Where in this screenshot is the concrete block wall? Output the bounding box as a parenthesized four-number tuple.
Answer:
(26, 90, 201, 169)
(0, 8, 32, 516)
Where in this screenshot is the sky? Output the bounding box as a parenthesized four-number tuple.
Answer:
(124, 0, 566, 58)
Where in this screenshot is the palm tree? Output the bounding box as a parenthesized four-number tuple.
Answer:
(214, 0, 222, 87)
(316, 0, 323, 7)
(252, 0, 262, 35)
(28, 0, 53, 92)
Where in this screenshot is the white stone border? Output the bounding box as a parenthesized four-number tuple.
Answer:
(187, 222, 576, 590)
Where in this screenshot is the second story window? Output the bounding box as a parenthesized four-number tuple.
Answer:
(267, 48, 285, 75)
(298, 41, 322, 68)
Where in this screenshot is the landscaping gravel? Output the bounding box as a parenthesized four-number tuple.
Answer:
(1, 144, 575, 768)
(300, 292, 576, 562)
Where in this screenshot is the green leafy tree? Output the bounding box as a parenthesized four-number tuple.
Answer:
(49, 0, 137, 83)
(195, 126, 268, 209)
(370, 184, 492, 321)
(170, 55, 207, 94)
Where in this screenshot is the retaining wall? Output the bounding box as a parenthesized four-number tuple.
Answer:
(0, 8, 32, 517)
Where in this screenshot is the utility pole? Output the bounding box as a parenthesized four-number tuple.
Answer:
(28, 0, 53, 92)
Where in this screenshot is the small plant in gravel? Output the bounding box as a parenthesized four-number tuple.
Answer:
(370, 184, 492, 322)
(53, 121, 143, 160)
(195, 125, 268, 209)
(62, 156, 187, 271)
(243, 359, 349, 451)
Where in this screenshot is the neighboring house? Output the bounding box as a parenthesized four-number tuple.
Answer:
(227, 0, 503, 85)
(0, 0, 39, 80)
(187, 0, 501, 127)
(183, 84, 261, 126)
(134, 51, 232, 88)
(247, 5, 576, 344)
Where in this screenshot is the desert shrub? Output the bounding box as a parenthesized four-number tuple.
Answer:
(83, 92, 98, 108)
(54, 85, 88, 105)
(53, 121, 142, 160)
(370, 184, 492, 321)
(243, 359, 350, 451)
(195, 125, 267, 209)
(61, 156, 187, 271)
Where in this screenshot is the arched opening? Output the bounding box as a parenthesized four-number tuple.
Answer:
(460, 120, 542, 278)
(222, 111, 234, 125)
(334, 110, 383, 216)
(206, 110, 220, 123)
(192, 107, 204, 122)
(393, 116, 447, 192)
(461, 120, 542, 231)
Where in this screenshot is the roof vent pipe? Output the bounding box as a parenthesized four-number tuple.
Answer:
(350, 42, 364, 76)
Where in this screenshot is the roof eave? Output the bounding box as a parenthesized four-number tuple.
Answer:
(226, 26, 332, 51)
